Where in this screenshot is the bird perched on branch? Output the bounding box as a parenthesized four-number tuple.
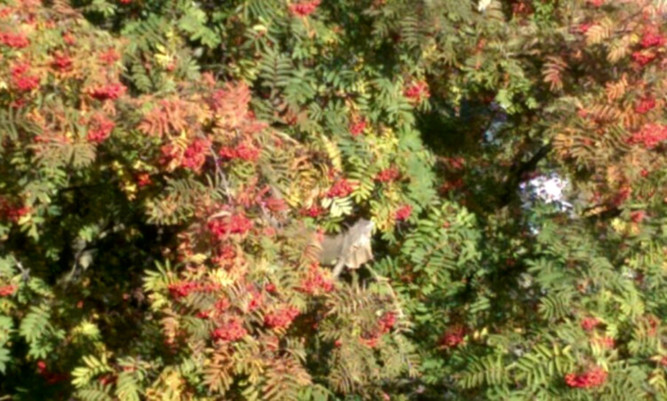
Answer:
(317, 218, 375, 278)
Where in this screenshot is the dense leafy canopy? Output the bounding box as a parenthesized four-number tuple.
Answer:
(0, 0, 665, 400)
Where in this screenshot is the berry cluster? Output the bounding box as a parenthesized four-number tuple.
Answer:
(247, 286, 264, 311)
(0, 284, 17, 297)
(4, 205, 29, 222)
(218, 142, 261, 162)
(403, 81, 430, 104)
(168, 281, 219, 299)
(438, 325, 466, 349)
(326, 179, 354, 198)
(580, 317, 600, 331)
(640, 27, 665, 48)
(264, 306, 300, 329)
(51, 53, 73, 71)
(211, 317, 247, 342)
(87, 113, 115, 143)
(300, 204, 325, 218)
(635, 97, 656, 114)
(10, 62, 39, 92)
(593, 336, 615, 349)
(349, 118, 367, 137)
(208, 213, 253, 239)
(631, 51, 657, 66)
(98, 48, 120, 65)
(299, 264, 334, 294)
(378, 312, 396, 333)
(135, 172, 152, 188)
(181, 138, 211, 172)
(376, 167, 400, 183)
(627, 123, 667, 149)
(288, 0, 321, 17)
(87, 82, 127, 101)
(358, 312, 397, 348)
(265, 283, 277, 293)
(630, 210, 646, 224)
(395, 205, 412, 221)
(0, 197, 30, 223)
(160, 139, 211, 173)
(577, 23, 593, 34)
(211, 244, 237, 269)
(0, 31, 29, 48)
(564, 367, 607, 388)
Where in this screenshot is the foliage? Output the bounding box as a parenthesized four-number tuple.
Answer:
(0, 0, 665, 400)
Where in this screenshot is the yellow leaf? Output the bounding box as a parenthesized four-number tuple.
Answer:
(210, 268, 234, 287)
(188, 253, 208, 264)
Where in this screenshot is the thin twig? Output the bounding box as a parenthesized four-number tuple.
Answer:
(207, 141, 233, 203)
(366, 265, 407, 325)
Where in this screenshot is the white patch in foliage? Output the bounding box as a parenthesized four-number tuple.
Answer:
(520, 174, 572, 210)
(478, 0, 492, 12)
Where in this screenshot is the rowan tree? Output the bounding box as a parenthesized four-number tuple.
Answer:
(0, 0, 665, 400)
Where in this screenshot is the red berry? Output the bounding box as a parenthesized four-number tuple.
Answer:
(211, 317, 247, 342)
(635, 97, 656, 114)
(0, 32, 29, 48)
(376, 167, 400, 183)
(581, 317, 600, 331)
(87, 83, 127, 101)
(264, 306, 299, 329)
(349, 118, 367, 137)
(395, 205, 412, 221)
(326, 179, 354, 198)
(288, 0, 321, 17)
(0, 285, 17, 297)
(87, 113, 115, 143)
(404, 81, 430, 103)
(565, 367, 607, 388)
